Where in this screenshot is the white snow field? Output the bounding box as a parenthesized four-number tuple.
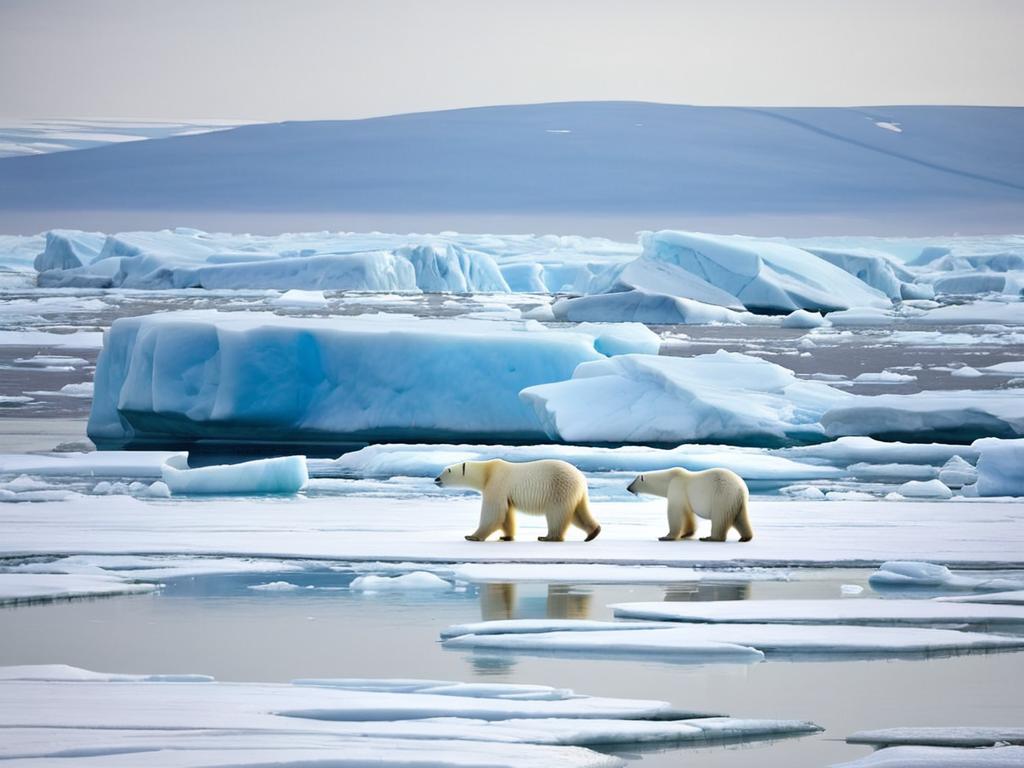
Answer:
(87, 311, 657, 447)
(609, 599, 1024, 626)
(441, 621, 1024, 660)
(0, 665, 822, 767)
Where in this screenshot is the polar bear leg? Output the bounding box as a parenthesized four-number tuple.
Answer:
(699, 498, 729, 542)
(538, 505, 572, 542)
(500, 506, 517, 541)
(571, 499, 602, 541)
(660, 497, 686, 541)
(467, 496, 507, 541)
(733, 500, 753, 542)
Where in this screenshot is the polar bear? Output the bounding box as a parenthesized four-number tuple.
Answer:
(435, 459, 601, 542)
(627, 468, 752, 542)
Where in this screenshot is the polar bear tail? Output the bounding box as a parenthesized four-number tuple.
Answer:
(573, 498, 602, 542)
(732, 495, 753, 542)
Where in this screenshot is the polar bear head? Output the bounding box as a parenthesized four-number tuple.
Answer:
(435, 461, 485, 490)
(627, 469, 676, 497)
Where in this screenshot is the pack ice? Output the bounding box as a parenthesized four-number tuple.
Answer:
(87, 311, 658, 448)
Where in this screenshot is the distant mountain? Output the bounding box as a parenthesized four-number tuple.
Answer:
(1, 102, 1021, 236)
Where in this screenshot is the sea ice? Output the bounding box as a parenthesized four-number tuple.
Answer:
(550, 290, 745, 324)
(442, 620, 1023, 659)
(611, 598, 1024, 625)
(0, 574, 157, 605)
(161, 455, 308, 495)
(937, 590, 1024, 606)
(847, 727, 1024, 748)
(868, 561, 1024, 592)
(938, 455, 978, 488)
(782, 309, 829, 328)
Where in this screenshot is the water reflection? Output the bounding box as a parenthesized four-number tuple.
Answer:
(479, 583, 594, 621)
(664, 582, 750, 602)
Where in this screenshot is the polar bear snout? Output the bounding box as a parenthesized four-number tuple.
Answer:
(626, 478, 639, 495)
(433, 476, 443, 486)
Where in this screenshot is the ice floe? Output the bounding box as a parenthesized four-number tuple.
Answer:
(442, 620, 1023, 660)
(847, 727, 1024, 748)
(0, 574, 157, 605)
(161, 455, 308, 495)
(868, 561, 1024, 592)
(938, 590, 1024, 606)
(610, 598, 1024, 626)
(0, 666, 821, 767)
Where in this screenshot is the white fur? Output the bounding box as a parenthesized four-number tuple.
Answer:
(627, 467, 752, 542)
(436, 459, 601, 542)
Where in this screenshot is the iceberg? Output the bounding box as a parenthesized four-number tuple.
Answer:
(88, 311, 656, 448)
(520, 351, 850, 446)
(638, 231, 892, 312)
(896, 479, 953, 499)
(161, 455, 308, 495)
(33, 229, 104, 272)
(970, 438, 1024, 496)
(349, 572, 453, 591)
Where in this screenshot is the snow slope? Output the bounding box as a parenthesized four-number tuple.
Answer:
(1, 103, 1022, 233)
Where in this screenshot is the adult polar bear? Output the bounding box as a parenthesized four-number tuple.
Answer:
(435, 459, 601, 542)
(627, 467, 752, 542)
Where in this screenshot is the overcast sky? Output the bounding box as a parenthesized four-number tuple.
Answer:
(1, 0, 1021, 120)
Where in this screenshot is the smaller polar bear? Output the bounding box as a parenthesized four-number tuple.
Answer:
(627, 468, 752, 542)
(435, 459, 601, 542)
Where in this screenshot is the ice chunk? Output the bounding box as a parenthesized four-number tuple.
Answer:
(938, 455, 977, 488)
(854, 371, 917, 384)
(350, 572, 453, 591)
(572, 322, 662, 356)
(0, 451, 185, 478)
(782, 309, 829, 328)
(907, 301, 1024, 326)
(640, 231, 891, 312)
(271, 289, 328, 307)
(400, 244, 510, 292)
(848, 728, 1024, 748)
(88, 311, 646, 448)
(443, 620, 1023, 659)
(248, 581, 303, 591)
(822, 391, 1024, 442)
(0, 664, 213, 683)
(972, 438, 1024, 496)
(897, 479, 953, 499)
(161, 455, 308, 495)
(868, 561, 1016, 590)
(611, 598, 1024, 626)
(551, 289, 746, 324)
(521, 351, 850, 445)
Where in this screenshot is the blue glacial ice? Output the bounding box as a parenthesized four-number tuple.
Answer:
(520, 351, 850, 445)
(87, 311, 657, 448)
(161, 455, 309, 495)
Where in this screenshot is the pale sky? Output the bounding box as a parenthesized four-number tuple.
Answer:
(1, 0, 1022, 120)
